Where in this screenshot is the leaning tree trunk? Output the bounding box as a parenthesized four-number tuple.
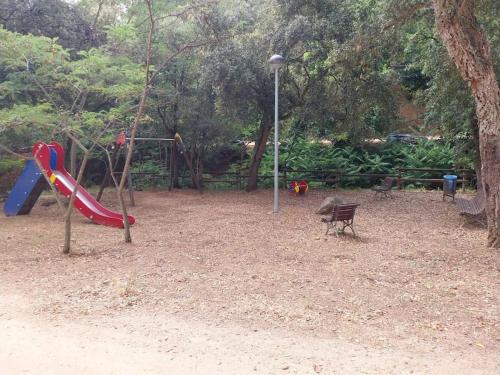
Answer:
(246, 118, 273, 192)
(70, 140, 78, 177)
(96, 145, 118, 202)
(116, 0, 155, 243)
(171, 142, 180, 188)
(183, 148, 201, 190)
(432, 0, 500, 247)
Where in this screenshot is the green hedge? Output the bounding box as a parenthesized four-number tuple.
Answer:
(256, 139, 471, 188)
(0, 159, 24, 196)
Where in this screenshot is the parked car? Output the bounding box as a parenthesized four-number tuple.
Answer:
(386, 133, 421, 144)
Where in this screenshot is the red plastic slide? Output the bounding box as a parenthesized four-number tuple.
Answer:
(33, 141, 135, 228)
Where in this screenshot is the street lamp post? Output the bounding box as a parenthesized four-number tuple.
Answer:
(269, 54, 284, 214)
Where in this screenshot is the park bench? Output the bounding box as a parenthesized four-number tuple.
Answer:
(372, 177, 395, 199)
(321, 203, 360, 236)
(455, 190, 486, 227)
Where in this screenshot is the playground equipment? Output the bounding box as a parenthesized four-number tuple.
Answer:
(113, 132, 176, 205)
(4, 142, 135, 228)
(289, 180, 308, 196)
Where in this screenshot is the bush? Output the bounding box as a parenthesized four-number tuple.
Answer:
(0, 159, 24, 174)
(0, 159, 24, 196)
(253, 138, 464, 188)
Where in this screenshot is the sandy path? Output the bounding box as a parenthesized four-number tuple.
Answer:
(1, 295, 498, 375)
(1, 190, 499, 374)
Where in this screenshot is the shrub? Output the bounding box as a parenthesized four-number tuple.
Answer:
(254, 138, 463, 188)
(0, 159, 24, 196)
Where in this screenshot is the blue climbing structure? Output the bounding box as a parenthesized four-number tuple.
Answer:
(3, 160, 46, 216)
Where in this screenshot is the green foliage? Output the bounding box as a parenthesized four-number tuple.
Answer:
(0, 0, 495, 191)
(131, 160, 167, 189)
(0, 103, 58, 148)
(397, 3, 499, 167)
(0, 28, 144, 149)
(0, 0, 102, 53)
(255, 138, 461, 188)
(0, 158, 24, 195)
(0, 158, 23, 174)
(104, 25, 140, 56)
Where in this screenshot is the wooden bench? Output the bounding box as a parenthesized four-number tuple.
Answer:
(372, 177, 395, 199)
(321, 203, 360, 236)
(455, 190, 486, 227)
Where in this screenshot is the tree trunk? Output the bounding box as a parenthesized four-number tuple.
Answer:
(182, 147, 201, 190)
(171, 142, 180, 188)
(117, 0, 155, 243)
(195, 149, 203, 192)
(70, 140, 77, 177)
(96, 145, 118, 202)
(64, 137, 72, 171)
(470, 115, 481, 184)
(175, 133, 201, 191)
(64, 150, 91, 254)
(432, 0, 500, 247)
(246, 119, 273, 192)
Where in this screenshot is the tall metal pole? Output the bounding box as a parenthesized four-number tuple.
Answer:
(269, 54, 284, 213)
(273, 68, 279, 213)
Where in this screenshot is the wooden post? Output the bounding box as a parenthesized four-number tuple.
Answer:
(397, 169, 402, 190)
(168, 142, 174, 191)
(283, 167, 287, 189)
(96, 144, 118, 202)
(462, 170, 467, 192)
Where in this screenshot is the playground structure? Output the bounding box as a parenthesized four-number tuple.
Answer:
(113, 132, 177, 206)
(289, 180, 308, 196)
(3, 141, 135, 228)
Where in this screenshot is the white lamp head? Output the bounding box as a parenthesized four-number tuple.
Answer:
(269, 54, 284, 70)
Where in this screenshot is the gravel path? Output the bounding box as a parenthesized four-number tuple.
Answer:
(0, 189, 499, 374)
(1, 294, 498, 375)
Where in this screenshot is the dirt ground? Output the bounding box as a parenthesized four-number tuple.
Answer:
(0, 189, 499, 374)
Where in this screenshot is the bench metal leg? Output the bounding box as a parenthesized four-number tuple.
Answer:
(341, 219, 356, 237)
(325, 222, 334, 235)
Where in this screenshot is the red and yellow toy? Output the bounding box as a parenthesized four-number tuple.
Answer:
(289, 180, 309, 196)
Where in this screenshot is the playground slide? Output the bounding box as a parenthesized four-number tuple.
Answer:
(3, 160, 46, 216)
(4, 142, 135, 228)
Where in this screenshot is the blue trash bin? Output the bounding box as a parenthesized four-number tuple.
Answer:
(443, 174, 457, 201)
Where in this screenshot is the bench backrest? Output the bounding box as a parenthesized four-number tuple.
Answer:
(456, 189, 486, 215)
(473, 188, 486, 207)
(332, 203, 359, 221)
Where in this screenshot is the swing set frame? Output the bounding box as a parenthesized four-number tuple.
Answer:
(98, 134, 176, 206)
